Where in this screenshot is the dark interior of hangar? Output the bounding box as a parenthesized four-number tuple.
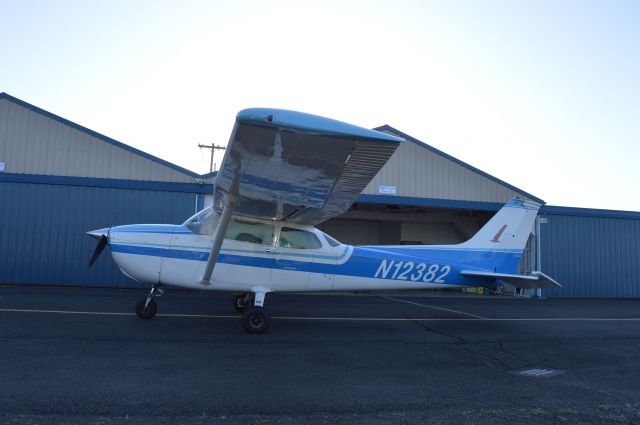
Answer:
(321, 203, 538, 293)
(319, 203, 495, 246)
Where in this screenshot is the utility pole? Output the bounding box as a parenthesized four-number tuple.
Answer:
(198, 143, 226, 173)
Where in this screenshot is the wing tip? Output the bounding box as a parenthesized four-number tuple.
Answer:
(236, 108, 403, 143)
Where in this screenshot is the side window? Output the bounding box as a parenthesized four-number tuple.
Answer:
(322, 232, 341, 247)
(279, 227, 322, 249)
(224, 219, 274, 246)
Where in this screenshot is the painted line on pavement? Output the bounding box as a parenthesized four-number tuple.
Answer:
(0, 308, 234, 319)
(382, 296, 488, 319)
(1, 308, 639, 321)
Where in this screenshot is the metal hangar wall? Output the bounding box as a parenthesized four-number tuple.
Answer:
(539, 207, 640, 298)
(0, 93, 209, 287)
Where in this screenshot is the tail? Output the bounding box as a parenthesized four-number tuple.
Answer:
(458, 198, 561, 289)
(460, 198, 540, 273)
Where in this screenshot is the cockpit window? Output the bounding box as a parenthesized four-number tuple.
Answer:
(279, 227, 322, 249)
(225, 219, 274, 245)
(185, 209, 275, 245)
(184, 206, 216, 235)
(321, 231, 341, 247)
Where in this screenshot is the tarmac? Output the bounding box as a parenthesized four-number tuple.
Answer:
(1, 284, 639, 424)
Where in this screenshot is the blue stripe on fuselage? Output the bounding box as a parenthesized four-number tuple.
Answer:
(110, 243, 521, 285)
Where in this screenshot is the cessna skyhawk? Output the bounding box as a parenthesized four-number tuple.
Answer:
(88, 108, 560, 333)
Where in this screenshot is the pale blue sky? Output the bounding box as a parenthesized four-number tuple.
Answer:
(1, 0, 639, 211)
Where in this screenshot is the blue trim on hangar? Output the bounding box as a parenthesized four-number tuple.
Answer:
(356, 194, 504, 212)
(0, 173, 214, 194)
(4, 173, 639, 220)
(357, 194, 640, 220)
(541, 205, 640, 220)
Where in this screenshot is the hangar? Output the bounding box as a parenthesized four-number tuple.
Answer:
(1, 92, 638, 297)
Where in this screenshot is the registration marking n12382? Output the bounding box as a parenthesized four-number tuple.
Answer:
(374, 260, 450, 283)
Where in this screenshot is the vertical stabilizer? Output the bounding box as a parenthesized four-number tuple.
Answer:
(461, 199, 541, 273)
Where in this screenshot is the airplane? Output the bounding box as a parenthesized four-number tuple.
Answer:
(87, 108, 561, 333)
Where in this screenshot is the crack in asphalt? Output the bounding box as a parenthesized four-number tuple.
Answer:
(411, 319, 550, 372)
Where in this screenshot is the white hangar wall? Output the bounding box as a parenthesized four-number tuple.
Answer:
(0, 93, 198, 183)
(363, 126, 539, 204)
(322, 125, 542, 252)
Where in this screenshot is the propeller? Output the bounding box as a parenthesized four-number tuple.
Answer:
(89, 234, 108, 267)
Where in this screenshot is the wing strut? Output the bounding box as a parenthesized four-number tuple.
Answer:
(199, 193, 238, 285)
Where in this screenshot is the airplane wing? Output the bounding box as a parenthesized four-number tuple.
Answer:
(460, 270, 562, 289)
(213, 108, 403, 225)
(199, 108, 402, 285)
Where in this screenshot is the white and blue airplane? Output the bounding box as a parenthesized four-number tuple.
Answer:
(88, 108, 560, 333)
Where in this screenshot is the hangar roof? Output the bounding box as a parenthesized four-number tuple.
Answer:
(1, 92, 543, 206)
(360, 125, 544, 206)
(0, 92, 200, 183)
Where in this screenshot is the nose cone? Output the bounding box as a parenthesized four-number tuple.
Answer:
(87, 228, 110, 241)
(105, 224, 175, 285)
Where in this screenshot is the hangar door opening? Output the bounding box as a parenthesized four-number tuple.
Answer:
(319, 202, 540, 291)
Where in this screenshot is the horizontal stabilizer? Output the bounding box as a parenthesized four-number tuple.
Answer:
(461, 270, 562, 289)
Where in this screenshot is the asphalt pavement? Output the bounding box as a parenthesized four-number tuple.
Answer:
(1, 284, 639, 424)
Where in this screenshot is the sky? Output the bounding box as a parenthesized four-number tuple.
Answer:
(1, 0, 639, 211)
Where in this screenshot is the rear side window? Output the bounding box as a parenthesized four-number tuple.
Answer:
(225, 219, 274, 245)
(279, 227, 322, 249)
(322, 232, 341, 247)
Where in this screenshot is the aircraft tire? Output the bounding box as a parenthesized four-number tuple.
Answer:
(135, 298, 157, 319)
(233, 294, 250, 313)
(242, 306, 271, 334)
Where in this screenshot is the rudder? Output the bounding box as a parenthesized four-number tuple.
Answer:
(461, 198, 541, 253)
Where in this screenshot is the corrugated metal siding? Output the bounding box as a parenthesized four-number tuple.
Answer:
(0, 181, 196, 287)
(363, 140, 534, 203)
(0, 98, 195, 183)
(518, 233, 537, 275)
(541, 214, 640, 297)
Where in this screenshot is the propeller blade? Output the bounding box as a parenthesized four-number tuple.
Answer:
(89, 235, 108, 267)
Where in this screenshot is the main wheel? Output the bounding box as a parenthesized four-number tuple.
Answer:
(233, 294, 250, 313)
(135, 298, 157, 319)
(242, 306, 271, 334)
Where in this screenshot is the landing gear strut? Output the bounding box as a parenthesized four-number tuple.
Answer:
(233, 293, 253, 313)
(241, 290, 271, 334)
(135, 285, 163, 319)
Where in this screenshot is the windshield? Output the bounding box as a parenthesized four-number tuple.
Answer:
(184, 206, 217, 235)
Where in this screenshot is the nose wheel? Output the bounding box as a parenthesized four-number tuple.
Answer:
(242, 306, 271, 333)
(135, 286, 163, 319)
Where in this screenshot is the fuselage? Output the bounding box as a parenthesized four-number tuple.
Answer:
(103, 216, 522, 293)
